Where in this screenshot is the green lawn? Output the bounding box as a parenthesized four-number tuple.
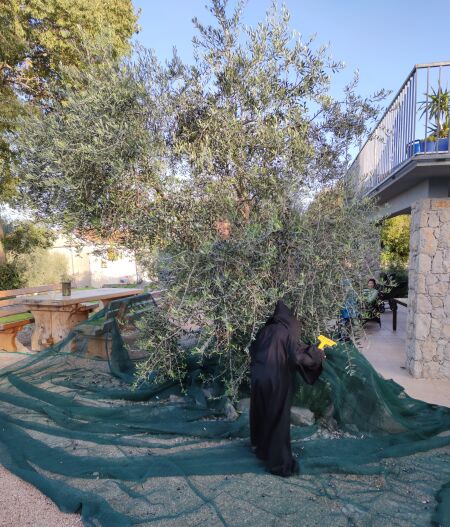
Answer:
(0, 312, 32, 324)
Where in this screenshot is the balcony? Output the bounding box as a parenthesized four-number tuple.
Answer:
(347, 62, 450, 206)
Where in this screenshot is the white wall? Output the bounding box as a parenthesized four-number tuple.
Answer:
(51, 236, 138, 287)
(89, 253, 138, 287)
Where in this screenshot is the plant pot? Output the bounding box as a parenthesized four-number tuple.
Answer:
(61, 281, 72, 296)
(410, 137, 449, 154)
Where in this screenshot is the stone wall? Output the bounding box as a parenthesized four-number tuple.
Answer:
(406, 198, 450, 378)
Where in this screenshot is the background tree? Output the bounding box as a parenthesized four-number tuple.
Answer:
(10, 41, 167, 242)
(0, 223, 5, 265)
(3, 221, 54, 255)
(13, 0, 385, 397)
(0, 218, 58, 289)
(0, 0, 138, 199)
(20, 248, 68, 287)
(380, 215, 410, 269)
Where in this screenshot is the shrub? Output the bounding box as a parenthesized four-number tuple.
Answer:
(0, 261, 25, 290)
(20, 249, 69, 287)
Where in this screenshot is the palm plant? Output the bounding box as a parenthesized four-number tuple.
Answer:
(419, 83, 450, 140)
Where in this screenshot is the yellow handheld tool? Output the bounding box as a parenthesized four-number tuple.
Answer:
(317, 335, 337, 350)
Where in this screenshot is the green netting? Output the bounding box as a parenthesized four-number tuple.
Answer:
(0, 303, 450, 526)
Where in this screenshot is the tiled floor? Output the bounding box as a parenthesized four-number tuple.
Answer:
(360, 303, 450, 407)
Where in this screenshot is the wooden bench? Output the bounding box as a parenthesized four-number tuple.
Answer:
(101, 283, 157, 291)
(0, 285, 61, 352)
(74, 291, 164, 359)
(102, 283, 136, 288)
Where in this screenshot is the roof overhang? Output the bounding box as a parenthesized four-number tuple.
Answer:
(365, 153, 450, 204)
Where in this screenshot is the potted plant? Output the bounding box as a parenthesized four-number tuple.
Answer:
(415, 84, 449, 153)
(61, 273, 72, 296)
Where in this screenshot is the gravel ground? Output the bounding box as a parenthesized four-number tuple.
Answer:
(0, 465, 82, 527)
(0, 317, 448, 526)
(0, 331, 82, 527)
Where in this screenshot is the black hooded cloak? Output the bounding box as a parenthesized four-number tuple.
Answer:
(250, 300, 324, 476)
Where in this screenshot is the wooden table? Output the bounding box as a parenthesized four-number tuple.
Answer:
(392, 298, 407, 331)
(21, 288, 143, 351)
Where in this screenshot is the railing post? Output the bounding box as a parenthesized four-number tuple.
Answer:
(438, 66, 442, 148)
(413, 69, 417, 157)
(425, 67, 430, 145)
(448, 117, 450, 153)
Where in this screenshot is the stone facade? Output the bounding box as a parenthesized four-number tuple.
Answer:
(406, 198, 450, 378)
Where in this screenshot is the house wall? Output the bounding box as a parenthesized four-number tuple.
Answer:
(89, 253, 138, 287)
(51, 238, 91, 287)
(50, 237, 138, 287)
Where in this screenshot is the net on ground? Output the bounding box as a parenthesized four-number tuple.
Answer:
(0, 304, 449, 527)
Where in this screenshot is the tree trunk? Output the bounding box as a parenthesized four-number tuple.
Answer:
(0, 222, 6, 264)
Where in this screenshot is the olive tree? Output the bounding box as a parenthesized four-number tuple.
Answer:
(14, 1, 386, 397)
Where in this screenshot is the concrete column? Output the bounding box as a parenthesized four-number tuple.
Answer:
(406, 198, 450, 378)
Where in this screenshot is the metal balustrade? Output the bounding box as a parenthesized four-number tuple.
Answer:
(347, 62, 450, 195)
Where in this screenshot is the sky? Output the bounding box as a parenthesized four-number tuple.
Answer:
(131, 0, 450, 108)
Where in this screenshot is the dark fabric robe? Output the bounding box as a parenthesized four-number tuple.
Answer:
(250, 300, 324, 476)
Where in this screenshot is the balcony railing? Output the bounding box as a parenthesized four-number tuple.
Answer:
(347, 62, 450, 195)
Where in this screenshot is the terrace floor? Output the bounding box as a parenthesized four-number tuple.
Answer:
(360, 303, 450, 407)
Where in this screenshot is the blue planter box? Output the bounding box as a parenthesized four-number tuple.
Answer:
(408, 137, 449, 155)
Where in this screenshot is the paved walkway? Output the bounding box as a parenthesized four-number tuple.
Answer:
(360, 303, 450, 407)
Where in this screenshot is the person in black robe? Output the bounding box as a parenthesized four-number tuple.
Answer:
(250, 300, 325, 477)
